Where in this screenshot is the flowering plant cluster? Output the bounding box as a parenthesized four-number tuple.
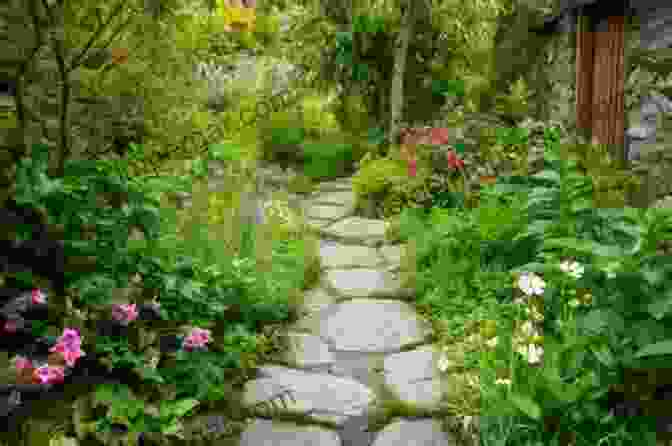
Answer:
(398, 126, 463, 177)
(13, 328, 85, 385)
(438, 259, 593, 389)
(111, 303, 139, 326)
(111, 300, 212, 352)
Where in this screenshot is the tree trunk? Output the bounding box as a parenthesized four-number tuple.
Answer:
(389, 0, 415, 146)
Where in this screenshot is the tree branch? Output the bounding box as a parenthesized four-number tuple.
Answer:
(389, 0, 416, 146)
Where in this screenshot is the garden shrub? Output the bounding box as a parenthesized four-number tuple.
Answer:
(352, 152, 425, 218)
(256, 109, 307, 169)
(301, 140, 354, 180)
(6, 143, 307, 441)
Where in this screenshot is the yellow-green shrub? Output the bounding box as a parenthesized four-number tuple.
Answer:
(300, 93, 341, 139)
(352, 155, 407, 196)
(352, 153, 430, 219)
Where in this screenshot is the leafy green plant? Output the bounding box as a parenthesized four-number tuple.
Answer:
(11, 143, 308, 440)
(302, 141, 354, 180)
(396, 126, 672, 444)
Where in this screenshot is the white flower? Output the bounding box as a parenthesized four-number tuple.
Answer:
(485, 337, 499, 348)
(559, 260, 584, 279)
(529, 344, 544, 364)
(519, 321, 536, 337)
(437, 354, 451, 372)
(517, 272, 546, 296)
(514, 342, 544, 365)
(495, 378, 512, 386)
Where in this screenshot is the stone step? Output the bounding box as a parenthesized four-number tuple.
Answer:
(320, 217, 390, 247)
(322, 269, 414, 300)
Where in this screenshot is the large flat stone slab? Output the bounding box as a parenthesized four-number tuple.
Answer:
(243, 365, 376, 426)
(311, 189, 356, 206)
(378, 244, 405, 268)
(238, 419, 341, 446)
(319, 242, 384, 269)
(382, 346, 446, 411)
(323, 269, 413, 299)
(371, 418, 459, 446)
(319, 299, 432, 353)
(305, 203, 354, 221)
(279, 332, 336, 369)
(322, 217, 389, 247)
(306, 217, 334, 230)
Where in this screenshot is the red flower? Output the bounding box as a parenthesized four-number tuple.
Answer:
(430, 127, 450, 146)
(407, 158, 417, 177)
(447, 150, 464, 170)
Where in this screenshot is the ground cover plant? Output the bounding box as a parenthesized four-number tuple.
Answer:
(0, 141, 315, 444)
(394, 127, 672, 445)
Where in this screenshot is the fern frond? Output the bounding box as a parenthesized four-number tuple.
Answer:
(248, 387, 297, 416)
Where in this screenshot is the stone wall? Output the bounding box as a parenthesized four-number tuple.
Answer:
(0, 0, 144, 201)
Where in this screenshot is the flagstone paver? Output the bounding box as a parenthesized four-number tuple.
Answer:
(322, 217, 389, 247)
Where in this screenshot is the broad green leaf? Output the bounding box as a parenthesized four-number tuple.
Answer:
(162, 421, 183, 436)
(508, 393, 542, 420)
(531, 170, 561, 184)
(635, 340, 672, 358)
(647, 289, 672, 320)
(589, 344, 616, 367)
(170, 399, 199, 417)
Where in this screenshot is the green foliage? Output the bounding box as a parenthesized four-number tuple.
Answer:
(91, 381, 200, 438)
(396, 126, 672, 443)
(301, 141, 354, 180)
(257, 109, 306, 165)
(480, 125, 531, 175)
(561, 141, 643, 208)
(352, 154, 407, 197)
(13, 143, 307, 439)
(493, 77, 533, 123)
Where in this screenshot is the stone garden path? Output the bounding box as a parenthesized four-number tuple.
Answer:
(232, 169, 473, 446)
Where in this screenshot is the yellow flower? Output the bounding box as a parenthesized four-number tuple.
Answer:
(217, 0, 256, 32)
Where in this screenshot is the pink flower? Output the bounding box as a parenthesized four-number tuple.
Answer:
(31, 289, 47, 305)
(55, 328, 82, 350)
(13, 356, 33, 371)
(3, 320, 18, 333)
(182, 327, 212, 351)
(32, 365, 65, 385)
(111, 304, 139, 325)
(50, 343, 85, 367)
(49, 328, 85, 367)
